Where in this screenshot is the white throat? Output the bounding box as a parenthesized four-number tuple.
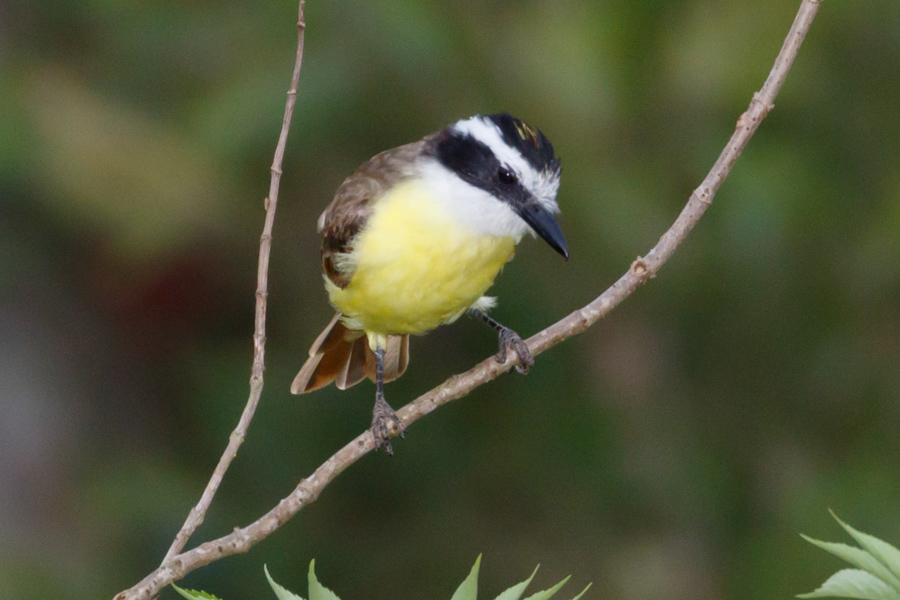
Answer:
(416, 159, 530, 240)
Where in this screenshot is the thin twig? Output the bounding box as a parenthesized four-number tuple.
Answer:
(114, 1, 820, 598)
(159, 1, 307, 565)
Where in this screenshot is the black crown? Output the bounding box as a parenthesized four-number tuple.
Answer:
(485, 113, 560, 174)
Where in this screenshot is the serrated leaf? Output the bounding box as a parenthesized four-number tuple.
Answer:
(568, 583, 592, 600)
(494, 565, 540, 600)
(522, 575, 571, 600)
(832, 512, 900, 582)
(801, 535, 900, 592)
(170, 583, 224, 600)
(798, 568, 900, 600)
(309, 559, 342, 600)
(451, 555, 482, 600)
(265, 564, 306, 600)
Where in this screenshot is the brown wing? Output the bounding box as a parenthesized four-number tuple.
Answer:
(318, 138, 434, 288)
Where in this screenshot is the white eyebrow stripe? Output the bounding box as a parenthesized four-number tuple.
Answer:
(452, 115, 561, 213)
(452, 116, 538, 186)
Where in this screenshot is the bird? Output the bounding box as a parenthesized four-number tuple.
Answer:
(291, 113, 568, 454)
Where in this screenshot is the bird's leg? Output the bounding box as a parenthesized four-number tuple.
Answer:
(467, 308, 534, 374)
(371, 346, 404, 454)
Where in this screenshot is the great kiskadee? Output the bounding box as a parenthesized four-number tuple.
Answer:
(291, 113, 568, 453)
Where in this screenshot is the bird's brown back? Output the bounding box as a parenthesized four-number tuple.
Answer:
(318, 138, 434, 288)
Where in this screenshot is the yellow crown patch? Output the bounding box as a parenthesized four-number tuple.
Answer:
(514, 121, 540, 147)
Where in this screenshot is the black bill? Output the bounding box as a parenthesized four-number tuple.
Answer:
(515, 202, 569, 260)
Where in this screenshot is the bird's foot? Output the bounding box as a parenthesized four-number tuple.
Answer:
(497, 327, 534, 374)
(371, 393, 405, 455)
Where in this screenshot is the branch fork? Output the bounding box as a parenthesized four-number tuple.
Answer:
(114, 1, 821, 598)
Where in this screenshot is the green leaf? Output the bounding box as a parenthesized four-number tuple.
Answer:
(451, 555, 482, 600)
(801, 535, 900, 592)
(798, 569, 900, 600)
(522, 575, 571, 600)
(265, 564, 306, 600)
(170, 583, 224, 600)
(832, 512, 900, 582)
(494, 565, 540, 600)
(568, 583, 593, 600)
(309, 559, 342, 600)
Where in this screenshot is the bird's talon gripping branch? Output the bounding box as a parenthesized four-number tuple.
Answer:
(371, 393, 404, 455)
(469, 308, 534, 374)
(369, 347, 405, 454)
(498, 328, 534, 374)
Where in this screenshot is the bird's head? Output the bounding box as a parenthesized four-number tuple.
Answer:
(426, 113, 568, 259)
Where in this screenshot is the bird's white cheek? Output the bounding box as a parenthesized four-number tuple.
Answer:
(451, 193, 529, 238)
(420, 161, 529, 239)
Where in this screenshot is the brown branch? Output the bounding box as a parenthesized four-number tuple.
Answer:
(159, 1, 307, 566)
(114, 1, 820, 598)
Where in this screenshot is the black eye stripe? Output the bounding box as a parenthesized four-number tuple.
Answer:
(433, 132, 500, 192)
(432, 120, 556, 203)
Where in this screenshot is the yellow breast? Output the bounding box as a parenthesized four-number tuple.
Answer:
(326, 180, 516, 335)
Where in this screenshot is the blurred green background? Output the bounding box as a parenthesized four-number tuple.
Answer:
(2, 0, 900, 599)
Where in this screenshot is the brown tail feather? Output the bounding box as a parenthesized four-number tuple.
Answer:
(291, 312, 411, 394)
(335, 335, 368, 390)
(364, 333, 409, 383)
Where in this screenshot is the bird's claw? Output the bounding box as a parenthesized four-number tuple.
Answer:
(496, 328, 534, 374)
(371, 394, 404, 455)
